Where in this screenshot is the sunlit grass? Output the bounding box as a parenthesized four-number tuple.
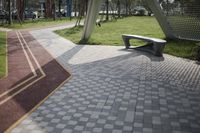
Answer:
(55, 16, 199, 60)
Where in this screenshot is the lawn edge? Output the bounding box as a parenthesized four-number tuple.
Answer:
(0, 31, 7, 78)
(1, 19, 75, 30)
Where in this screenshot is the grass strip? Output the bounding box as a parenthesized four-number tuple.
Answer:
(1, 17, 73, 29)
(0, 31, 6, 78)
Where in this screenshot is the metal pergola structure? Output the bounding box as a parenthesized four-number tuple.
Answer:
(82, 0, 200, 42)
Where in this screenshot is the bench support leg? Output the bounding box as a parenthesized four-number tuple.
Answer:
(122, 37, 131, 49)
(122, 35, 165, 57)
(153, 43, 165, 57)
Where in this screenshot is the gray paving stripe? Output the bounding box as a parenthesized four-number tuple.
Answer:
(11, 24, 200, 133)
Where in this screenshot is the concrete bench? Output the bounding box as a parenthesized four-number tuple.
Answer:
(122, 34, 166, 57)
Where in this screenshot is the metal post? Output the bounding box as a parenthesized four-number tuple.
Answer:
(59, 0, 61, 16)
(74, 0, 77, 17)
(8, 0, 12, 25)
(66, 0, 72, 17)
(145, 0, 175, 39)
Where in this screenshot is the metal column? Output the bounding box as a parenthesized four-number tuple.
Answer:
(81, 0, 101, 41)
(142, 0, 175, 39)
(82, 0, 176, 41)
(66, 0, 72, 17)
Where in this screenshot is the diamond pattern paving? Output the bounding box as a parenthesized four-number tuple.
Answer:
(11, 25, 200, 133)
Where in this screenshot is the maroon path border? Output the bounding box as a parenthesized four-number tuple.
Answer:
(0, 31, 71, 132)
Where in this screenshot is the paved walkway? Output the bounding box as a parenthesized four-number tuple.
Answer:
(11, 24, 200, 133)
(0, 27, 12, 32)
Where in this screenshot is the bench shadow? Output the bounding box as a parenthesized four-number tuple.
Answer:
(119, 48, 165, 62)
(195, 61, 200, 65)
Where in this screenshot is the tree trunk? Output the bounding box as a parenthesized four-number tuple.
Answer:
(52, 0, 56, 20)
(85, 0, 88, 14)
(75, 0, 86, 26)
(74, 0, 77, 17)
(45, 0, 53, 18)
(17, 0, 25, 20)
(117, 0, 121, 18)
(125, 0, 128, 16)
(59, 0, 61, 17)
(106, 0, 109, 21)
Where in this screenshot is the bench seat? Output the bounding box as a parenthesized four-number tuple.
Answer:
(122, 34, 166, 57)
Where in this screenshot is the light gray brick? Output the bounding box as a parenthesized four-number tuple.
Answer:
(125, 111, 134, 122)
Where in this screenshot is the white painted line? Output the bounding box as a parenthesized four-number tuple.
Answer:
(0, 31, 46, 105)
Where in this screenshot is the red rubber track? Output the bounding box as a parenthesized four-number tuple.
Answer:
(0, 31, 71, 132)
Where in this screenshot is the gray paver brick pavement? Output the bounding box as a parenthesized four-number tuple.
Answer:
(11, 24, 200, 133)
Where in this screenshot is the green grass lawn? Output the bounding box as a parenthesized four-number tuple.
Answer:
(55, 16, 199, 60)
(55, 16, 165, 45)
(0, 31, 6, 78)
(0, 17, 73, 29)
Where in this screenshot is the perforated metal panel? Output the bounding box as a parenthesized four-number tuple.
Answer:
(159, 0, 200, 41)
